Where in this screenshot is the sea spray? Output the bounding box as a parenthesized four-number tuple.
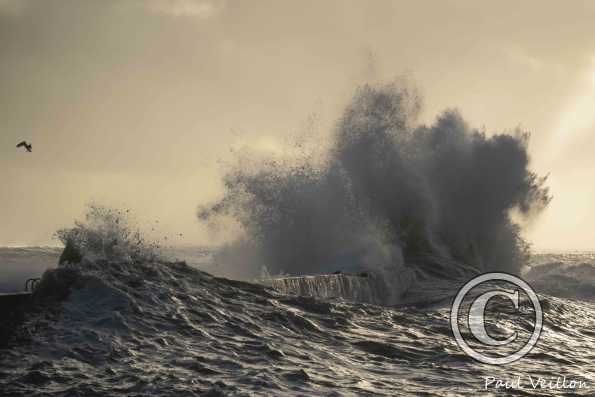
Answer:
(54, 204, 162, 264)
(199, 82, 550, 301)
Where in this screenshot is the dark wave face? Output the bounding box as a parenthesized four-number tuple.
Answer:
(199, 83, 550, 290)
(1, 247, 593, 396)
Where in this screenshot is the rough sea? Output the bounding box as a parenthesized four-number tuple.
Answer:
(0, 246, 593, 396)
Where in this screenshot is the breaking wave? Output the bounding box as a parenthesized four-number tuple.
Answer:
(198, 82, 550, 301)
(54, 204, 162, 264)
(525, 252, 595, 301)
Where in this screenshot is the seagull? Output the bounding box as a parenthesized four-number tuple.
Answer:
(16, 141, 32, 152)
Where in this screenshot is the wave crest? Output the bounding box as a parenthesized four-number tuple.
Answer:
(54, 204, 162, 264)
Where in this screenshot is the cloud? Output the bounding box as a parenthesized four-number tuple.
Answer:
(548, 62, 595, 156)
(146, 0, 225, 18)
(502, 46, 544, 72)
(0, 0, 29, 16)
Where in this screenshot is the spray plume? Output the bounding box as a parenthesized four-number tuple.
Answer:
(199, 82, 550, 285)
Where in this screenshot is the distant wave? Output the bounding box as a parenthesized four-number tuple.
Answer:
(525, 254, 595, 301)
(0, 246, 62, 252)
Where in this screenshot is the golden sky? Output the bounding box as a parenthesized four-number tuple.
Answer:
(2, 0, 595, 250)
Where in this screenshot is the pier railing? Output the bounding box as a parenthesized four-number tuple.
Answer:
(24, 278, 40, 293)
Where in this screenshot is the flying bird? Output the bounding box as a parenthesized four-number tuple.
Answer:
(16, 141, 32, 152)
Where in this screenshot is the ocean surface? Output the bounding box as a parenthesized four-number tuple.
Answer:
(0, 247, 594, 396)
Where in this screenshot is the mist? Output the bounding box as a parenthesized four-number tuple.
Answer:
(199, 82, 550, 280)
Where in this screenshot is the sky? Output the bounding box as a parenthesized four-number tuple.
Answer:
(1, 0, 595, 250)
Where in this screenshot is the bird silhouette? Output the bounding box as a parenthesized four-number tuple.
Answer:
(16, 141, 32, 152)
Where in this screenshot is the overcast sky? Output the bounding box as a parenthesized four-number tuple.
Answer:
(2, 0, 595, 250)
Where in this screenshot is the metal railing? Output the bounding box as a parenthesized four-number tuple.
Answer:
(25, 278, 40, 293)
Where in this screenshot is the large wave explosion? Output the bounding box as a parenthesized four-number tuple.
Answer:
(199, 82, 551, 290)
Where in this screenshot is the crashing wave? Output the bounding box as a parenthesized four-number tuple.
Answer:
(199, 82, 549, 304)
(54, 204, 162, 264)
(258, 271, 410, 305)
